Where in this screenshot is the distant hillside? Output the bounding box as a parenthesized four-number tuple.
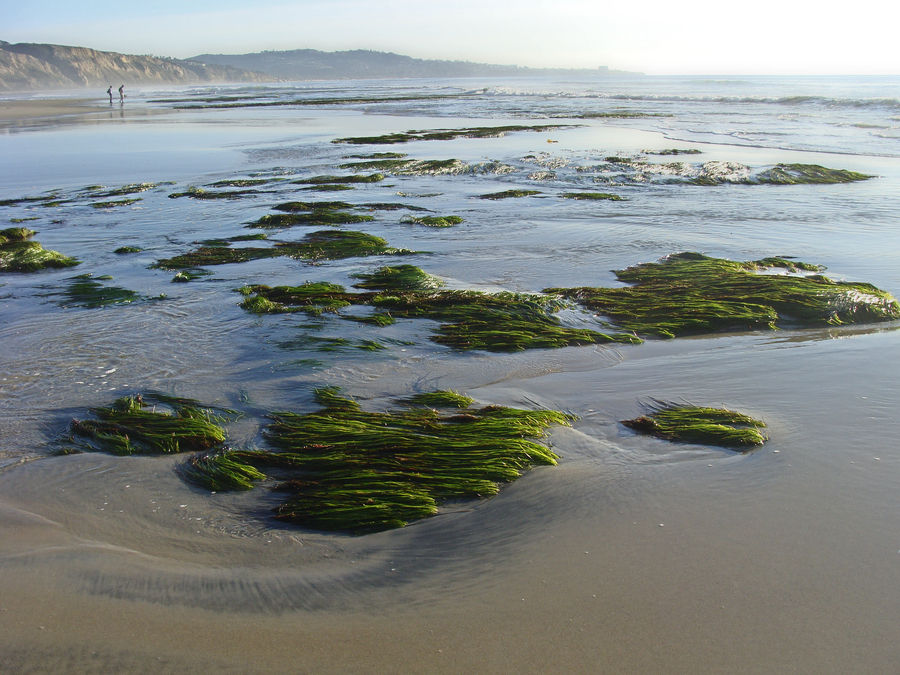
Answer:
(188, 49, 640, 81)
(0, 41, 275, 91)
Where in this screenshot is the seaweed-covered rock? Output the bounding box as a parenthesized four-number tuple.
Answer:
(622, 402, 766, 449)
(180, 387, 569, 533)
(547, 252, 900, 338)
(0, 227, 79, 272)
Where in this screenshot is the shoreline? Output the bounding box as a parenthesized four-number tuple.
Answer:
(0, 97, 125, 122)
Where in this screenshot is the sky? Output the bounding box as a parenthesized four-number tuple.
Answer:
(3, 0, 900, 76)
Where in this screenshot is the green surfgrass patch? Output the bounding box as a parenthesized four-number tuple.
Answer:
(180, 387, 570, 533)
(0, 227, 79, 272)
(152, 230, 417, 270)
(239, 265, 642, 351)
(559, 192, 625, 201)
(49, 273, 140, 308)
(546, 252, 900, 339)
(58, 392, 234, 456)
(332, 125, 577, 145)
(478, 189, 542, 200)
(622, 402, 767, 449)
(400, 215, 463, 227)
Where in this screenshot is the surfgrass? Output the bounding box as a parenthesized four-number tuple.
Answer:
(241, 271, 642, 351)
(478, 189, 542, 200)
(60, 392, 234, 456)
(152, 230, 417, 270)
(400, 215, 463, 227)
(559, 192, 624, 201)
(622, 402, 767, 449)
(180, 387, 570, 533)
(546, 252, 900, 338)
(0, 227, 79, 272)
(351, 264, 445, 291)
(332, 125, 577, 145)
(52, 273, 140, 308)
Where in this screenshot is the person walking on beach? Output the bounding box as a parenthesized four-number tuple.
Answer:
(118, 85, 125, 103)
(106, 86, 113, 104)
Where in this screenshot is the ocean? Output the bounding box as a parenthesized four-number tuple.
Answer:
(1, 75, 900, 674)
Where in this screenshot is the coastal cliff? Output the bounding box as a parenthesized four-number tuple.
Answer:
(0, 42, 274, 91)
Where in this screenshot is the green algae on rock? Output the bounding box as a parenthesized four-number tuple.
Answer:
(91, 198, 142, 209)
(153, 230, 416, 270)
(400, 215, 463, 227)
(477, 189, 542, 200)
(622, 402, 767, 449)
(59, 392, 233, 456)
(643, 149, 702, 155)
(168, 186, 263, 200)
(301, 184, 356, 192)
(240, 271, 642, 351)
(248, 212, 375, 228)
(753, 164, 875, 185)
(180, 387, 569, 533)
(294, 174, 385, 185)
(351, 264, 444, 291)
(332, 125, 577, 145)
(171, 268, 213, 283)
(208, 178, 283, 188)
(114, 246, 143, 254)
(545, 252, 900, 339)
(0, 227, 79, 273)
(559, 192, 625, 201)
(336, 158, 500, 177)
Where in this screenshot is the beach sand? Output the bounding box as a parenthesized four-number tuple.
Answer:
(0, 98, 113, 122)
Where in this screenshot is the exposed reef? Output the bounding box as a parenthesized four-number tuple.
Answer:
(546, 252, 900, 339)
(400, 215, 463, 227)
(332, 125, 577, 145)
(477, 189, 542, 200)
(153, 230, 416, 269)
(238, 265, 642, 351)
(559, 192, 624, 201)
(0, 227, 79, 272)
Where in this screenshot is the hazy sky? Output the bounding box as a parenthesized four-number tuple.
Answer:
(3, 0, 899, 75)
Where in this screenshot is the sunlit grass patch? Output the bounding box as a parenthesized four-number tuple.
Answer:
(91, 198, 142, 209)
(622, 402, 766, 449)
(559, 192, 625, 201)
(477, 189, 541, 200)
(180, 387, 570, 533)
(0, 227, 79, 273)
(545, 252, 900, 338)
(400, 215, 463, 227)
(241, 273, 642, 351)
(332, 125, 577, 145)
(58, 392, 234, 456)
(351, 264, 445, 291)
(294, 174, 385, 185)
(153, 230, 417, 270)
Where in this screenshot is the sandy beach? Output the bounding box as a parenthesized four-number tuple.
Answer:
(0, 97, 114, 122)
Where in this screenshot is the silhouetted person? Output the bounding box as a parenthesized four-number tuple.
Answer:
(118, 85, 125, 103)
(106, 86, 113, 104)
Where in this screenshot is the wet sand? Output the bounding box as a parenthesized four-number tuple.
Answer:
(0, 98, 113, 122)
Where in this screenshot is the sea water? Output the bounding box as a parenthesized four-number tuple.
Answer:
(1, 76, 900, 674)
